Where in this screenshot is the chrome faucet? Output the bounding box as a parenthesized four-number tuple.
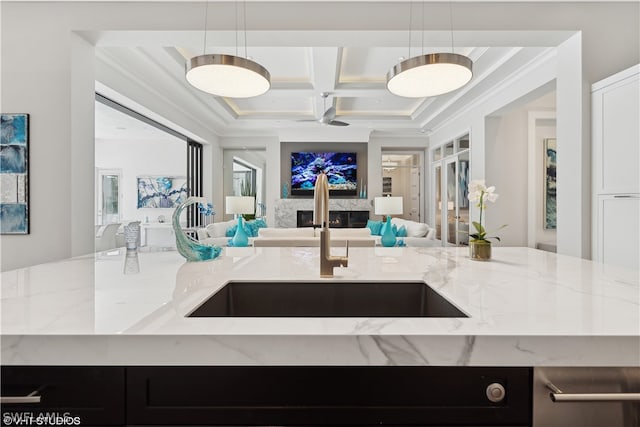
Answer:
(314, 173, 348, 277)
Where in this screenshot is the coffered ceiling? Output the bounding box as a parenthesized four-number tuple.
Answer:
(91, 1, 582, 141)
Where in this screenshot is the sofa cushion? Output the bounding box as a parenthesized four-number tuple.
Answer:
(366, 220, 383, 236)
(206, 220, 237, 238)
(391, 218, 429, 237)
(257, 227, 315, 238)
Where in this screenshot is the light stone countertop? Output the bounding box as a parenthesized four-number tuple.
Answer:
(1, 246, 638, 367)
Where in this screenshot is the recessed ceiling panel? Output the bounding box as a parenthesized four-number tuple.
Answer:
(337, 95, 422, 117)
(338, 47, 404, 84)
(226, 95, 315, 117)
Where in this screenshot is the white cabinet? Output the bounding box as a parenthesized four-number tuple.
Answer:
(141, 223, 175, 247)
(592, 65, 640, 194)
(592, 64, 640, 268)
(596, 195, 640, 270)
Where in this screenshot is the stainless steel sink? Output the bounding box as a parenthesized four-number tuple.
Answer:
(187, 281, 468, 318)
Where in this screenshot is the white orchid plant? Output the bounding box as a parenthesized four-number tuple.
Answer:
(467, 180, 506, 243)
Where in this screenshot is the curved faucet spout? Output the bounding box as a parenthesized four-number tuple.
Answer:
(314, 173, 348, 277)
(313, 173, 329, 228)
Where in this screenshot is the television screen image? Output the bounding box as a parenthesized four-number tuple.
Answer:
(291, 152, 357, 195)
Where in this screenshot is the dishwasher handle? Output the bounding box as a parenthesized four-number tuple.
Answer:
(0, 389, 42, 404)
(546, 382, 640, 402)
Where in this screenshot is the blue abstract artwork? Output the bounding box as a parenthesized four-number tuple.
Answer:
(1, 113, 29, 234)
(544, 138, 557, 229)
(137, 176, 187, 209)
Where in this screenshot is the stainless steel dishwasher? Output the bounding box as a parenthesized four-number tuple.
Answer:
(533, 367, 640, 427)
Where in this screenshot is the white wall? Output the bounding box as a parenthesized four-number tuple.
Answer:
(428, 50, 565, 251)
(483, 92, 556, 247)
(485, 114, 528, 246)
(95, 138, 187, 224)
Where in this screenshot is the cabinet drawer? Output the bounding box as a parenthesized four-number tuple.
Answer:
(1, 366, 125, 426)
(127, 366, 532, 426)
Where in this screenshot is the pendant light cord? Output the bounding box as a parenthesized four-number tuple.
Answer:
(243, 0, 248, 58)
(421, 0, 424, 56)
(202, 0, 209, 55)
(449, 0, 455, 54)
(407, 0, 412, 59)
(235, 1, 239, 57)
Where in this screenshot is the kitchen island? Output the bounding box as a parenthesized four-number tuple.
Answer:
(2, 246, 638, 367)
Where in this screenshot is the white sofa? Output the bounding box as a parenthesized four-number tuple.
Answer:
(196, 218, 436, 247)
(372, 217, 438, 247)
(196, 219, 243, 247)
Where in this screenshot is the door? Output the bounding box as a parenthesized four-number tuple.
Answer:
(96, 169, 122, 225)
(444, 158, 457, 246)
(433, 164, 442, 241)
(441, 154, 469, 247)
(409, 168, 420, 222)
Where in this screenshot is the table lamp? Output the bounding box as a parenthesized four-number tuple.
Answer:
(374, 196, 403, 247)
(225, 196, 255, 247)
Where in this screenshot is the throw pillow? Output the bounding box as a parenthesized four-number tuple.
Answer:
(244, 221, 258, 237)
(397, 225, 407, 237)
(366, 220, 383, 236)
(225, 224, 237, 237)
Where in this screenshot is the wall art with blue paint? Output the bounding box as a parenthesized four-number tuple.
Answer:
(1, 114, 29, 234)
(544, 138, 557, 229)
(137, 176, 187, 209)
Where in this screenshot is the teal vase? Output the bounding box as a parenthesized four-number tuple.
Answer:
(380, 216, 396, 247)
(231, 216, 249, 247)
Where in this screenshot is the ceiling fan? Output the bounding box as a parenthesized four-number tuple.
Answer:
(301, 92, 349, 127)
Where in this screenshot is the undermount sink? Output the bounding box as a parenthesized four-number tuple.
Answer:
(187, 281, 468, 318)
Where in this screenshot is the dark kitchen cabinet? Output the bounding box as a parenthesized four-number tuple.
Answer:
(127, 366, 532, 426)
(2, 365, 532, 426)
(0, 366, 125, 426)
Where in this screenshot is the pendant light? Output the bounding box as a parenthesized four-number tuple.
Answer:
(186, 1, 270, 98)
(387, 1, 472, 98)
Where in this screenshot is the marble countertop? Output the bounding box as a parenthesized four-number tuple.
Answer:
(1, 246, 638, 366)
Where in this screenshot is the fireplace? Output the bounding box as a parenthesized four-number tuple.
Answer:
(297, 210, 369, 228)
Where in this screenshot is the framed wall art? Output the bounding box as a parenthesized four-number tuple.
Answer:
(1, 113, 29, 234)
(544, 138, 557, 229)
(137, 176, 187, 209)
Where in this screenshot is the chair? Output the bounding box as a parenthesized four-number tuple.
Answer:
(95, 223, 121, 252)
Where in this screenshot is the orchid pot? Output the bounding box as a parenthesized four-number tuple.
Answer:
(469, 240, 492, 261)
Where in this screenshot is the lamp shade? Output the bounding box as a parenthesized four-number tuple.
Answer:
(386, 53, 473, 98)
(374, 196, 403, 216)
(225, 196, 255, 215)
(186, 54, 271, 98)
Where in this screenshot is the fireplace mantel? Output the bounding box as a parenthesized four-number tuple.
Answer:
(274, 199, 372, 228)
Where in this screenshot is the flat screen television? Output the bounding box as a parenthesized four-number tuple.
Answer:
(291, 152, 357, 196)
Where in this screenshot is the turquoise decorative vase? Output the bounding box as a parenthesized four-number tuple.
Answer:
(231, 216, 250, 247)
(380, 216, 396, 247)
(173, 197, 222, 262)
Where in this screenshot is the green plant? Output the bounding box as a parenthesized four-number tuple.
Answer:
(467, 180, 507, 243)
(240, 176, 256, 220)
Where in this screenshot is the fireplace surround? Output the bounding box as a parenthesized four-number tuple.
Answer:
(274, 199, 372, 228)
